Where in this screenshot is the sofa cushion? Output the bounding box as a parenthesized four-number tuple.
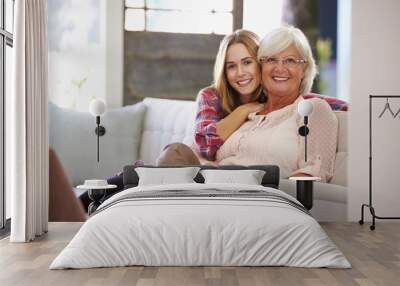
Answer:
(139, 98, 348, 187)
(49, 102, 146, 186)
(331, 152, 347, 186)
(330, 111, 347, 186)
(279, 179, 347, 204)
(139, 98, 197, 164)
(279, 178, 347, 221)
(335, 111, 347, 153)
(304, 93, 348, 111)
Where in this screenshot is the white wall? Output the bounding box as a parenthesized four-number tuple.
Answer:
(105, 0, 124, 109)
(337, 0, 351, 102)
(346, 0, 400, 221)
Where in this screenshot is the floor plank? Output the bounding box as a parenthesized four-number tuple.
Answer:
(0, 222, 399, 286)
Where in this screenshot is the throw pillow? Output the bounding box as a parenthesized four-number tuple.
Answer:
(49, 102, 147, 186)
(200, 169, 266, 185)
(135, 167, 200, 186)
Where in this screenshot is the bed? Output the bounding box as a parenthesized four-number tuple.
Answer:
(50, 165, 350, 269)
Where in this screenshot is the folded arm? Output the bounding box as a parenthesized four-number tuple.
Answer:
(292, 99, 338, 182)
(194, 88, 263, 161)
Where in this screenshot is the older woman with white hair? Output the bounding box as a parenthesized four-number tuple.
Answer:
(216, 26, 338, 182)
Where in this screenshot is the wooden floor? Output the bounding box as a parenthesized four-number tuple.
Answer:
(0, 222, 399, 286)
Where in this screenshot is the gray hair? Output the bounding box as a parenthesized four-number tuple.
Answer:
(257, 26, 318, 96)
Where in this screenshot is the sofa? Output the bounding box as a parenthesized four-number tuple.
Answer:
(49, 97, 347, 222)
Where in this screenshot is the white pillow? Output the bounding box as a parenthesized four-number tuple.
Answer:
(135, 167, 201, 186)
(200, 169, 266, 185)
(49, 102, 147, 186)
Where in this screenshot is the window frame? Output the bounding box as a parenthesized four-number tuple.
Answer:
(0, 0, 14, 233)
(124, 0, 241, 34)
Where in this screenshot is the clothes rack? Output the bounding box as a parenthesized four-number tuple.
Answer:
(359, 95, 400, 230)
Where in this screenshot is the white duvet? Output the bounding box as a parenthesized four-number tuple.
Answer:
(50, 183, 350, 269)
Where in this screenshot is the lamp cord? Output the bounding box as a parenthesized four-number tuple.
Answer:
(304, 116, 308, 162)
(305, 133, 307, 162)
(96, 116, 100, 162)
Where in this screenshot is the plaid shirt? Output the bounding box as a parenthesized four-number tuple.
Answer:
(194, 87, 224, 161)
(194, 88, 348, 161)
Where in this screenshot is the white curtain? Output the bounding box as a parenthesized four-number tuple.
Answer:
(9, 0, 49, 242)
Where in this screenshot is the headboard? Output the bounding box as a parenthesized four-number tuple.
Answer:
(123, 165, 280, 189)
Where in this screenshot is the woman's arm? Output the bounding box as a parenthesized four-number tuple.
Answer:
(194, 88, 263, 161)
(292, 99, 338, 182)
(194, 88, 224, 160)
(216, 101, 263, 141)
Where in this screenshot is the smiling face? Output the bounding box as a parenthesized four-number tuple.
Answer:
(225, 43, 261, 103)
(261, 44, 306, 101)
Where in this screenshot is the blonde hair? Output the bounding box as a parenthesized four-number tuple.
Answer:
(212, 29, 261, 116)
(257, 26, 318, 96)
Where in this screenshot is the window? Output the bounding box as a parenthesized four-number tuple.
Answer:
(0, 0, 14, 232)
(124, 0, 233, 35)
(243, 0, 284, 38)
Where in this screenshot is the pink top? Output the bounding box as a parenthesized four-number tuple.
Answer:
(216, 97, 338, 182)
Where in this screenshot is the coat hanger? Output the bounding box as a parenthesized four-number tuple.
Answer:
(378, 98, 395, 118)
(394, 106, 400, 118)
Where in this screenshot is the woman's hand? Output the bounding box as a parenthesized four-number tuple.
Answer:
(291, 172, 312, 177)
(238, 102, 264, 117)
(216, 102, 264, 141)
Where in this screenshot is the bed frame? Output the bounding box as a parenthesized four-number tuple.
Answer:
(123, 165, 280, 189)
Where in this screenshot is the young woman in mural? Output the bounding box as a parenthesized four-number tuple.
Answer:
(158, 29, 266, 165)
(193, 29, 266, 160)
